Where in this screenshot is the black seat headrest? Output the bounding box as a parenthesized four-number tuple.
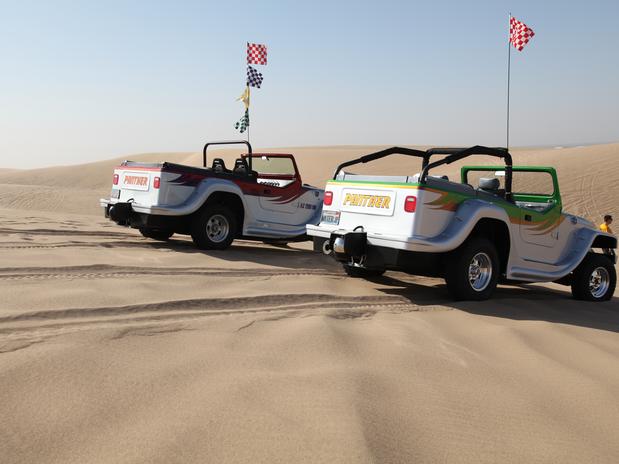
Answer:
(479, 177, 500, 191)
(212, 158, 226, 173)
(233, 158, 248, 175)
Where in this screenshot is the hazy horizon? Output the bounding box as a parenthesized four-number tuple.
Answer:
(1, 0, 618, 169)
(2, 140, 619, 172)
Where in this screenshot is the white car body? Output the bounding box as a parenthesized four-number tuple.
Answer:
(101, 143, 323, 247)
(307, 146, 616, 300)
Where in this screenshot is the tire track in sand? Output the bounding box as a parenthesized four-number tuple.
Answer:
(0, 264, 342, 281)
(0, 227, 132, 238)
(0, 241, 150, 250)
(0, 294, 430, 350)
(0, 294, 414, 325)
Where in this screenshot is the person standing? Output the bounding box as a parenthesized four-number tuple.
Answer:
(600, 215, 613, 234)
(599, 215, 615, 259)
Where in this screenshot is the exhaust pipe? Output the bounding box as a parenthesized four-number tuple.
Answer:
(332, 237, 346, 254)
(323, 237, 346, 255)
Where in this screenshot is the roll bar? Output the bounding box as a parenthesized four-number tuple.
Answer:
(203, 140, 253, 171)
(419, 146, 512, 200)
(333, 145, 513, 200)
(333, 147, 431, 179)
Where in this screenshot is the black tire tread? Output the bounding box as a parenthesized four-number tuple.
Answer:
(444, 237, 500, 301)
(190, 205, 237, 250)
(570, 254, 616, 301)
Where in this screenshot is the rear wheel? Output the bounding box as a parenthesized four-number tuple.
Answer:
(343, 264, 385, 278)
(191, 205, 237, 250)
(444, 237, 499, 301)
(139, 228, 173, 241)
(571, 254, 616, 301)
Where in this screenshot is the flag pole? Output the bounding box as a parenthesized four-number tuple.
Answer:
(506, 12, 511, 151)
(245, 42, 250, 145)
(247, 85, 251, 145)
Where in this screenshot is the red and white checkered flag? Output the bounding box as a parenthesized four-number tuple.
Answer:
(247, 43, 267, 65)
(509, 16, 535, 51)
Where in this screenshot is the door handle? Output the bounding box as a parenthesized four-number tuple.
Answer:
(524, 214, 532, 222)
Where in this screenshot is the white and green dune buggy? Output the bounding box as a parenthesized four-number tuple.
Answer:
(308, 146, 616, 301)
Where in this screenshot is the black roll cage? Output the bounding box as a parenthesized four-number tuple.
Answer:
(203, 140, 253, 172)
(333, 145, 513, 201)
(333, 147, 431, 178)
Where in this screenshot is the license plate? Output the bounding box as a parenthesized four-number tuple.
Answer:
(321, 210, 340, 225)
(111, 189, 121, 199)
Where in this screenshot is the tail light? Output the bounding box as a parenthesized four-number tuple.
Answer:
(153, 176, 161, 189)
(113, 174, 119, 185)
(404, 195, 417, 213)
(324, 191, 333, 206)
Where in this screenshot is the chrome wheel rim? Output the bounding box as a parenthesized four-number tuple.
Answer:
(468, 252, 492, 292)
(589, 267, 610, 298)
(206, 214, 229, 243)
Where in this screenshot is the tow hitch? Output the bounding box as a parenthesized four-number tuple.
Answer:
(108, 202, 133, 225)
(329, 227, 367, 262)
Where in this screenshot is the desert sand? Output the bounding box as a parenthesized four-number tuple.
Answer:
(0, 144, 618, 463)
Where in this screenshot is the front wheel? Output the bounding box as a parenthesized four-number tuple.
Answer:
(571, 254, 616, 301)
(444, 237, 500, 301)
(190, 205, 237, 250)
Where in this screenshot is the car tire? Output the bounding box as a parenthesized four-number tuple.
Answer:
(343, 264, 385, 278)
(444, 237, 500, 301)
(191, 205, 237, 250)
(571, 254, 616, 301)
(139, 228, 174, 241)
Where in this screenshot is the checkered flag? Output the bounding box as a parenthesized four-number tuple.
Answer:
(247, 66, 263, 88)
(509, 16, 535, 51)
(247, 43, 267, 65)
(234, 109, 250, 133)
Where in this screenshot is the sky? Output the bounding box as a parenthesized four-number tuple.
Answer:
(0, 0, 618, 168)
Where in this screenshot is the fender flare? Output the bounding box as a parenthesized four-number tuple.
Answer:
(133, 178, 250, 217)
(189, 180, 249, 217)
(421, 199, 514, 253)
(591, 232, 617, 250)
(559, 229, 616, 272)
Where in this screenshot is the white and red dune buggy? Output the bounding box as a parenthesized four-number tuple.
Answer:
(101, 141, 323, 249)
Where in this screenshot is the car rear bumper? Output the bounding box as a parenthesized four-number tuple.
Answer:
(311, 233, 444, 276)
(101, 198, 188, 216)
(306, 224, 449, 253)
(101, 200, 186, 230)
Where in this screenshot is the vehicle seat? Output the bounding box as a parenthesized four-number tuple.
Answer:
(478, 177, 500, 193)
(233, 158, 249, 176)
(212, 158, 227, 173)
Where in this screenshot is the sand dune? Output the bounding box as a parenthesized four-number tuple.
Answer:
(1, 144, 618, 463)
(0, 143, 617, 221)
